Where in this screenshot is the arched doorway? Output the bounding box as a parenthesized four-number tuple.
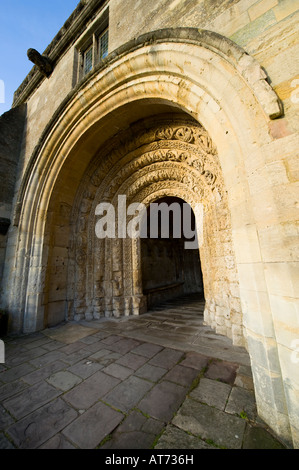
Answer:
(6, 30, 295, 446)
(63, 114, 235, 328)
(140, 196, 204, 309)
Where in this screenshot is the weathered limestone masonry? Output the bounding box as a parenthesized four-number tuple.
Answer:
(0, 0, 298, 448)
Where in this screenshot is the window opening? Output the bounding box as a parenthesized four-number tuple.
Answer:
(84, 45, 93, 75)
(99, 28, 109, 61)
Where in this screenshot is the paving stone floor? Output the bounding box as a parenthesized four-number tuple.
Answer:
(0, 294, 287, 449)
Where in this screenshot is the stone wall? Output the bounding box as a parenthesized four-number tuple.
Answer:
(0, 104, 26, 285)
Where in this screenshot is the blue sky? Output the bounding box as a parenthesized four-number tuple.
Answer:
(0, 0, 79, 116)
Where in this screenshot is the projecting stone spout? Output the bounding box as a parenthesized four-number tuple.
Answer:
(27, 48, 53, 77)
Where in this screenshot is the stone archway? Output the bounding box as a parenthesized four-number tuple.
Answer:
(5, 30, 297, 446)
(53, 115, 242, 348)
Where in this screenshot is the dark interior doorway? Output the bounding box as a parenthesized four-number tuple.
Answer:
(141, 197, 204, 309)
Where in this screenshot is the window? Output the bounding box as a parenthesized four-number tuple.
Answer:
(99, 28, 109, 61)
(80, 27, 109, 78)
(76, 8, 109, 82)
(84, 45, 93, 75)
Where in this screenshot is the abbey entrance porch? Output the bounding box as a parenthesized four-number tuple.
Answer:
(1, 7, 298, 445)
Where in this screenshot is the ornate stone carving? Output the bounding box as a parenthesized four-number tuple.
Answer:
(76, 249, 86, 266)
(69, 117, 235, 322)
(174, 127, 194, 142)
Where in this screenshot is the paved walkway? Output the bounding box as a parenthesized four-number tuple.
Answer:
(0, 294, 287, 449)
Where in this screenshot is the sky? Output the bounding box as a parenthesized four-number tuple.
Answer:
(0, 0, 79, 116)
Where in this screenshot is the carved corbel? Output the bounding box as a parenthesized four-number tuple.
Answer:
(27, 49, 53, 78)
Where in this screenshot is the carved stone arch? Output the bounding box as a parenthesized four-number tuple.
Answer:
(66, 116, 236, 327)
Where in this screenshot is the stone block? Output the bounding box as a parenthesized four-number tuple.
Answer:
(39, 433, 76, 449)
(257, 222, 299, 263)
(246, 332, 281, 373)
(208, 8, 250, 38)
(155, 424, 214, 449)
(240, 288, 275, 337)
(0, 433, 15, 449)
(163, 364, 199, 387)
(22, 360, 67, 385)
(274, 0, 299, 21)
(135, 363, 168, 382)
(104, 337, 141, 354)
(243, 424, 286, 449)
(89, 348, 115, 361)
(248, 0, 278, 21)
(215, 325, 227, 336)
(0, 363, 36, 383)
(251, 361, 289, 414)
(264, 262, 298, 298)
(230, 10, 277, 47)
(67, 359, 103, 379)
(232, 324, 243, 337)
(268, 118, 293, 139)
(285, 154, 299, 182)
(173, 398, 246, 449)
(205, 359, 238, 385)
(281, 381, 299, 436)
(225, 386, 257, 419)
(46, 370, 82, 391)
(101, 430, 157, 449)
(148, 348, 184, 369)
(0, 380, 29, 402)
(62, 401, 123, 449)
(234, 369, 255, 391)
(238, 262, 268, 293)
(232, 225, 262, 264)
(232, 334, 246, 348)
(131, 343, 163, 359)
(101, 409, 164, 449)
(179, 353, 209, 372)
(62, 370, 120, 409)
(3, 381, 61, 420)
(102, 363, 133, 380)
(116, 352, 149, 370)
(138, 380, 187, 422)
(7, 398, 77, 449)
(0, 404, 14, 429)
(190, 378, 232, 411)
(103, 375, 153, 412)
(277, 343, 299, 389)
(42, 323, 99, 345)
(28, 350, 69, 369)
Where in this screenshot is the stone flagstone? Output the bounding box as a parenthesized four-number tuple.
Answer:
(190, 378, 232, 411)
(138, 380, 188, 422)
(155, 424, 214, 449)
(46, 371, 82, 391)
(62, 401, 124, 449)
(3, 381, 61, 420)
(6, 398, 78, 449)
(172, 398, 246, 449)
(103, 375, 153, 412)
(62, 370, 120, 410)
(42, 324, 99, 344)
